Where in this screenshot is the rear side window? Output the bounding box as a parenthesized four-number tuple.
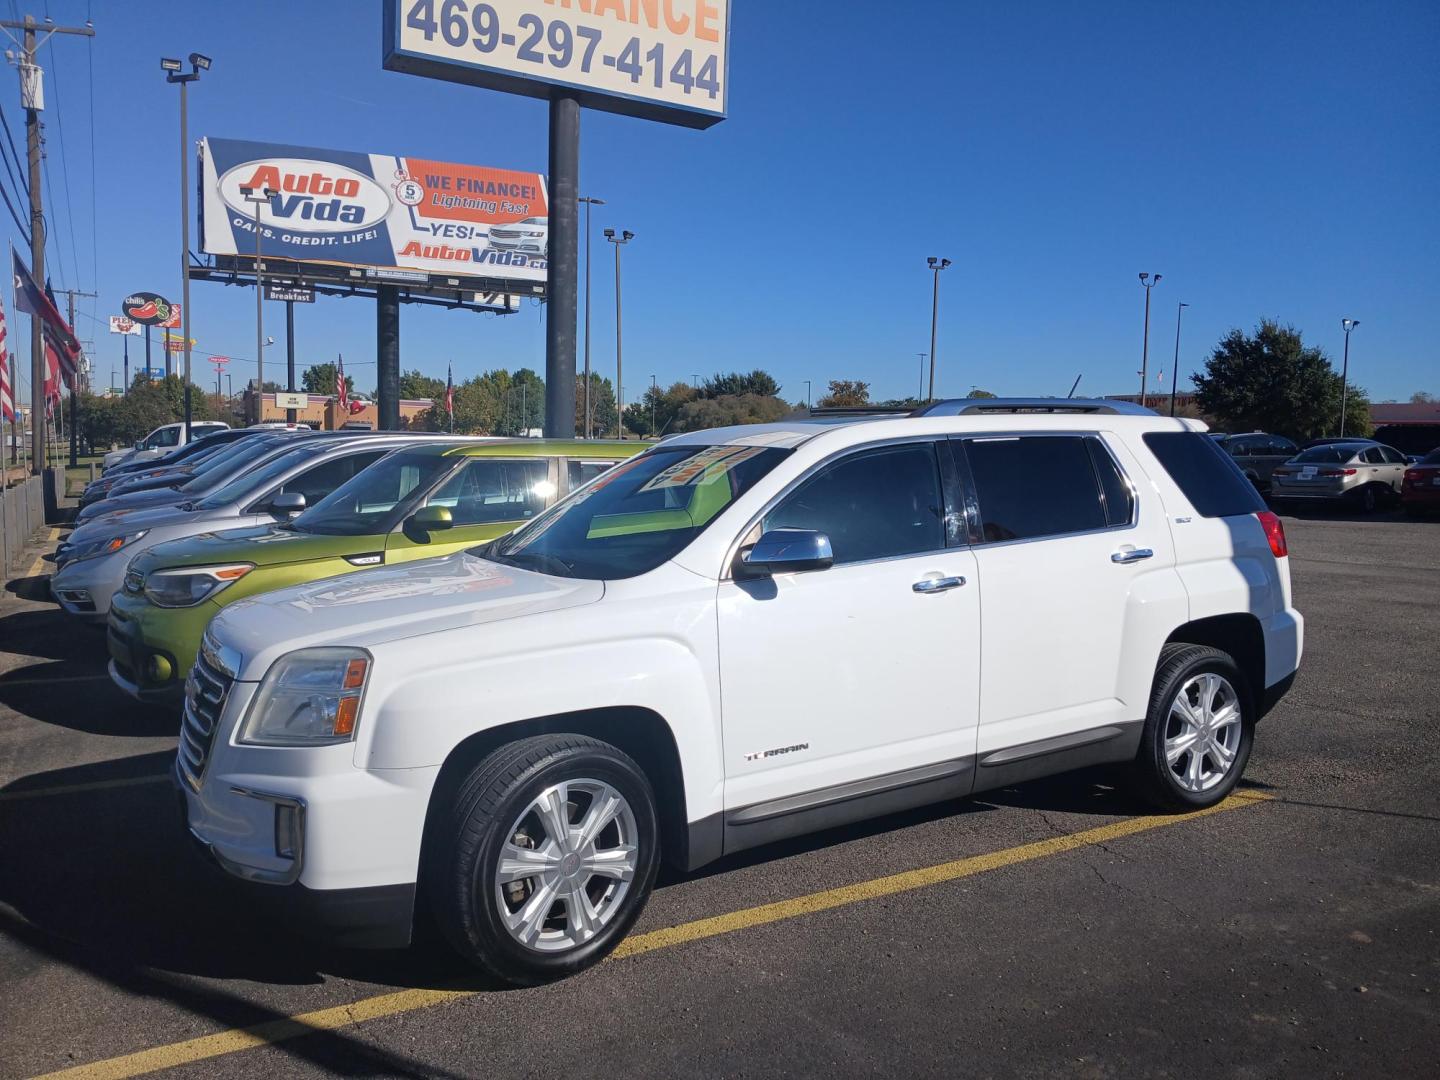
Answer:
(425, 458, 550, 525)
(1142, 432, 1266, 518)
(1087, 440, 1134, 527)
(964, 435, 1112, 542)
(567, 460, 617, 490)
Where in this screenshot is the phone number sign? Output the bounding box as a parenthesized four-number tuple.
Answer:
(383, 0, 729, 129)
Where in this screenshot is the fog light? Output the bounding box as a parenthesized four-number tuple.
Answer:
(147, 654, 174, 683)
(274, 804, 302, 859)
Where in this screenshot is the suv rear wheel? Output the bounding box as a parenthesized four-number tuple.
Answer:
(1132, 644, 1253, 809)
(428, 734, 660, 985)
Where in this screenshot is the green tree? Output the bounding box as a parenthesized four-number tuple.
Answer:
(301, 362, 354, 397)
(623, 381, 698, 438)
(399, 369, 445, 400)
(576, 373, 618, 437)
(1192, 320, 1371, 440)
(816, 380, 870, 407)
(413, 368, 545, 436)
(672, 393, 790, 432)
(1411, 391, 1436, 405)
(966, 388, 997, 398)
(699, 370, 780, 399)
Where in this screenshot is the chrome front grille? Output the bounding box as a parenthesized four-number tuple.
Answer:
(177, 647, 234, 791)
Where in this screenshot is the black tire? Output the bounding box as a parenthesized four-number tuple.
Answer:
(1354, 485, 1378, 513)
(1131, 644, 1254, 810)
(427, 734, 660, 985)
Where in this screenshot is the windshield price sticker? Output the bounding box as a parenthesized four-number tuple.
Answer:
(639, 445, 762, 491)
(387, 0, 729, 129)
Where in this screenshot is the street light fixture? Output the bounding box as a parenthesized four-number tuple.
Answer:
(604, 228, 633, 437)
(578, 195, 605, 438)
(1169, 301, 1189, 417)
(1138, 272, 1162, 408)
(241, 185, 277, 410)
(926, 258, 951, 403)
(1339, 318, 1360, 436)
(163, 51, 209, 440)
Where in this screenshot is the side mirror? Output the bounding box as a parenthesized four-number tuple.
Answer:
(738, 528, 833, 577)
(134, 440, 144, 450)
(403, 504, 453, 542)
(270, 491, 306, 517)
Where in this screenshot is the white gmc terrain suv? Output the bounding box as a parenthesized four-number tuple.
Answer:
(176, 400, 1302, 984)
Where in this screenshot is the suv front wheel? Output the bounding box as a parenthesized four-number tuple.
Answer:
(428, 734, 660, 985)
(1132, 644, 1254, 809)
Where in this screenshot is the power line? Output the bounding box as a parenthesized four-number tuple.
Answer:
(41, 0, 81, 294)
(0, 107, 27, 200)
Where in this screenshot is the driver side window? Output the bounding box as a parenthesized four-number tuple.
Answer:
(762, 443, 945, 566)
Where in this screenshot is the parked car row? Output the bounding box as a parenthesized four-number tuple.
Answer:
(1212, 431, 1436, 515)
(52, 403, 1304, 986)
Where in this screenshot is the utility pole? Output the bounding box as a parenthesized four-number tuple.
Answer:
(578, 195, 604, 438)
(56, 287, 96, 466)
(1, 13, 95, 474)
(926, 258, 950, 403)
(1138, 272, 1161, 409)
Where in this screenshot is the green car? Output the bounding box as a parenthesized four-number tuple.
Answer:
(107, 439, 646, 704)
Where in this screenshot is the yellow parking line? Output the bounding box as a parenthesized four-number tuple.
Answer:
(30, 791, 1270, 1080)
(0, 674, 113, 688)
(0, 775, 171, 803)
(26, 527, 62, 579)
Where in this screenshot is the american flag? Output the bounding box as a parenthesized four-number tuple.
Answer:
(335, 353, 348, 412)
(12, 251, 78, 388)
(0, 289, 12, 422)
(445, 363, 454, 425)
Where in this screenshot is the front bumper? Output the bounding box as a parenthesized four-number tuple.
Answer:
(178, 677, 438, 947)
(175, 768, 417, 949)
(51, 554, 126, 621)
(106, 590, 210, 704)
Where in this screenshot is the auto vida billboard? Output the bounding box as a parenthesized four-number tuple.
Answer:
(199, 137, 549, 285)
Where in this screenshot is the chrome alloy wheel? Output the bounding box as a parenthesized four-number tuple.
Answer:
(1165, 672, 1243, 793)
(494, 779, 639, 953)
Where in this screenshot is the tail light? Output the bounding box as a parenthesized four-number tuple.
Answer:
(1256, 511, 1288, 558)
(1404, 469, 1422, 483)
(1317, 468, 1357, 477)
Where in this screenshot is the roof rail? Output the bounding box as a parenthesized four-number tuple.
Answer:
(912, 397, 1159, 417)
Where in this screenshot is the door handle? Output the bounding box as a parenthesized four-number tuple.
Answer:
(1111, 547, 1154, 564)
(913, 576, 966, 593)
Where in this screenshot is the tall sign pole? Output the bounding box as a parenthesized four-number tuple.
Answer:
(382, 0, 729, 439)
(545, 96, 579, 438)
(1, 14, 93, 473)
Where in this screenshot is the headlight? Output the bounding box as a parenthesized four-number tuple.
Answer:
(143, 563, 253, 608)
(65, 530, 148, 563)
(239, 648, 371, 746)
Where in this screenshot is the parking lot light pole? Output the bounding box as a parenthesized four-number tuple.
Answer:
(649, 373, 657, 437)
(926, 258, 950, 403)
(241, 185, 277, 400)
(917, 353, 926, 403)
(164, 52, 209, 441)
(1339, 318, 1360, 437)
(604, 228, 633, 437)
(578, 196, 605, 438)
(1170, 301, 1189, 417)
(1138, 272, 1161, 409)
(804, 379, 811, 411)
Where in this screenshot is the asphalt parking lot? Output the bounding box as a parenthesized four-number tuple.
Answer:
(1, 511, 1436, 1079)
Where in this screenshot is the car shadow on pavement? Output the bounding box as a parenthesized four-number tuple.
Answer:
(5, 573, 54, 602)
(0, 751, 494, 992)
(0, 659, 176, 735)
(0, 606, 105, 663)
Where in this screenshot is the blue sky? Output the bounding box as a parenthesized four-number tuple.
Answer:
(7, 1, 1437, 407)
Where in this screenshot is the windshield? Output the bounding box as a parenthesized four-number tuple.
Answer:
(178, 438, 291, 492)
(485, 444, 789, 580)
(1293, 446, 1357, 464)
(194, 442, 320, 509)
(294, 450, 455, 536)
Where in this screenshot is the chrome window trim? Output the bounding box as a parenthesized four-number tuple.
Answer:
(949, 430, 1140, 550)
(720, 435, 960, 582)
